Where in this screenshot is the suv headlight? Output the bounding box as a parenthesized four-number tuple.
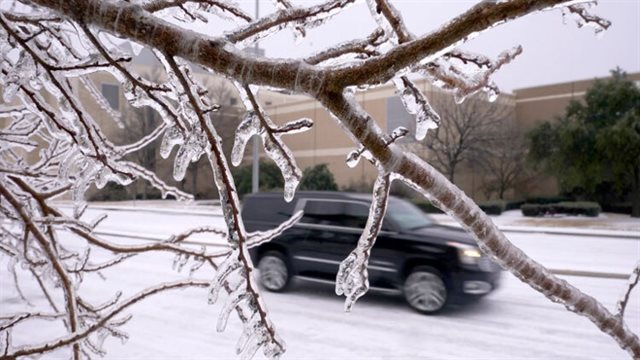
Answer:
(447, 242, 482, 265)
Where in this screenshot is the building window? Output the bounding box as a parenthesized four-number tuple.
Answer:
(101, 83, 119, 109)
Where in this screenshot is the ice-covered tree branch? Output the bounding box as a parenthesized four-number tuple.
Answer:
(2, 0, 636, 359)
(618, 262, 640, 320)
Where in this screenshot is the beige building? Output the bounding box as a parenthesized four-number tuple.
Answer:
(247, 72, 640, 201)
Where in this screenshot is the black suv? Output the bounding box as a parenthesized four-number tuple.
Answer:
(242, 191, 501, 314)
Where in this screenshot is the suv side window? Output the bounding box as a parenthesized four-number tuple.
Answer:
(300, 199, 369, 229)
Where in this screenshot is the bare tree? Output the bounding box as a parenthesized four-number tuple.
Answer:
(406, 93, 514, 183)
(476, 120, 531, 200)
(1, 2, 638, 360)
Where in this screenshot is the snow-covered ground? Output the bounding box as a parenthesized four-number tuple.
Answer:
(2, 205, 639, 359)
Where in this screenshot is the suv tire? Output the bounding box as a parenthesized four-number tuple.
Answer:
(257, 251, 290, 292)
(403, 266, 448, 314)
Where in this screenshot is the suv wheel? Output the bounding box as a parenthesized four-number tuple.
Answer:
(257, 252, 290, 292)
(404, 267, 448, 314)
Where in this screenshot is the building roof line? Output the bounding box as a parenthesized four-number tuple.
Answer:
(515, 91, 586, 103)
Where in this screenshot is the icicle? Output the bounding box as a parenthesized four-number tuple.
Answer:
(335, 173, 391, 311)
(240, 334, 268, 360)
(236, 314, 260, 355)
(231, 112, 261, 166)
(392, 77, 440, 140)
(262, 134, 300, 202)
(217, 288, 250, 332)
(208, 253, 242, 304)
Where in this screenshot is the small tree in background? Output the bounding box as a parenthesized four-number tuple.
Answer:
(232, 161, 284, 196)
(300, 164, 338, 191)
(529, 69, 640, 217)
(477, 122, 531, 200)
(407, 93, 513, 183)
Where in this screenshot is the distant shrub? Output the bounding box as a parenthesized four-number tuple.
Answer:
(524, 196, 572, 205)
(505, 199, 525, 211)
(300, 164, 338, 191)
(555, 202, 601, 217)
(479, 200, 506, 215)
(521, 203, 547, 217)
(232, 161, 284, 196)
(521, 201, 601, 217)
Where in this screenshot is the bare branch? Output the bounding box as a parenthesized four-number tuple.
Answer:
(617, 262, 640, 319)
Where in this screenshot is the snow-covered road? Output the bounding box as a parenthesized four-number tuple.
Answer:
(2, 206, 639, 359)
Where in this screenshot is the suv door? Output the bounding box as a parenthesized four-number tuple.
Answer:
(293, 199, 369, 279)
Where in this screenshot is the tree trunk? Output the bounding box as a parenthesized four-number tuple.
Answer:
(499, 185, 505, 200)
(632, 165, 640, 218)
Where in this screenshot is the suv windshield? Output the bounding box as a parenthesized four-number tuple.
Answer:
(387, 199, 434, 231)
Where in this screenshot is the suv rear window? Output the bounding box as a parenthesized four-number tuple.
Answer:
(300, 199, 369, 228)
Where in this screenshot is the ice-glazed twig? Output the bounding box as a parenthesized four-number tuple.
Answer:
(143, 0, 252, 22)
(0, 182, 82, 359)
(4, 280, 211, 359)
(226, 0, 355, 44)
(423, 45, 523, 102)
(335, 172, 391, 311)
(246, 211, 303, 248)
(305, 28, 386, 65)
(566, 4, 612, 33)
(617, 262, 640, 320)
(234, 83, 307, 201)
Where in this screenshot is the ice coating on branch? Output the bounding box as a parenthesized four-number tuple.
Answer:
(233, 83, 306, 202)
(392, 77, 440, 140)
(276, 118, 313, 135)
(217, 287, 250, 332)
(335, 173, 391, 311)
(562, 3, 612, 35)
(345, 148, 363, 168)
(208, 252, 242, 304)
(231, 112, 261, 166)
(247, 210, 303, 248)
(160, 126, 184, 159)
(227, 0, 357, 45)
(423, 46, 522, 103)
(172, 130, 207, 181)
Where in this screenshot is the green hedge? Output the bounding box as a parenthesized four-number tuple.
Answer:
(521, 201, 601, 217)
(479, 200, 506, 215)
(505, 200, 525, 211)
(524, 196, 573, 205)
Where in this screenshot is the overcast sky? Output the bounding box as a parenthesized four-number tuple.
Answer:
(219, 0, 639, 93)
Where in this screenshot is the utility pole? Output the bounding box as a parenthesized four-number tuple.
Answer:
(251, 0, 260, 193)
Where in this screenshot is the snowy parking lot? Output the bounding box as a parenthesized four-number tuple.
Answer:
(2, 205, 639, 359)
